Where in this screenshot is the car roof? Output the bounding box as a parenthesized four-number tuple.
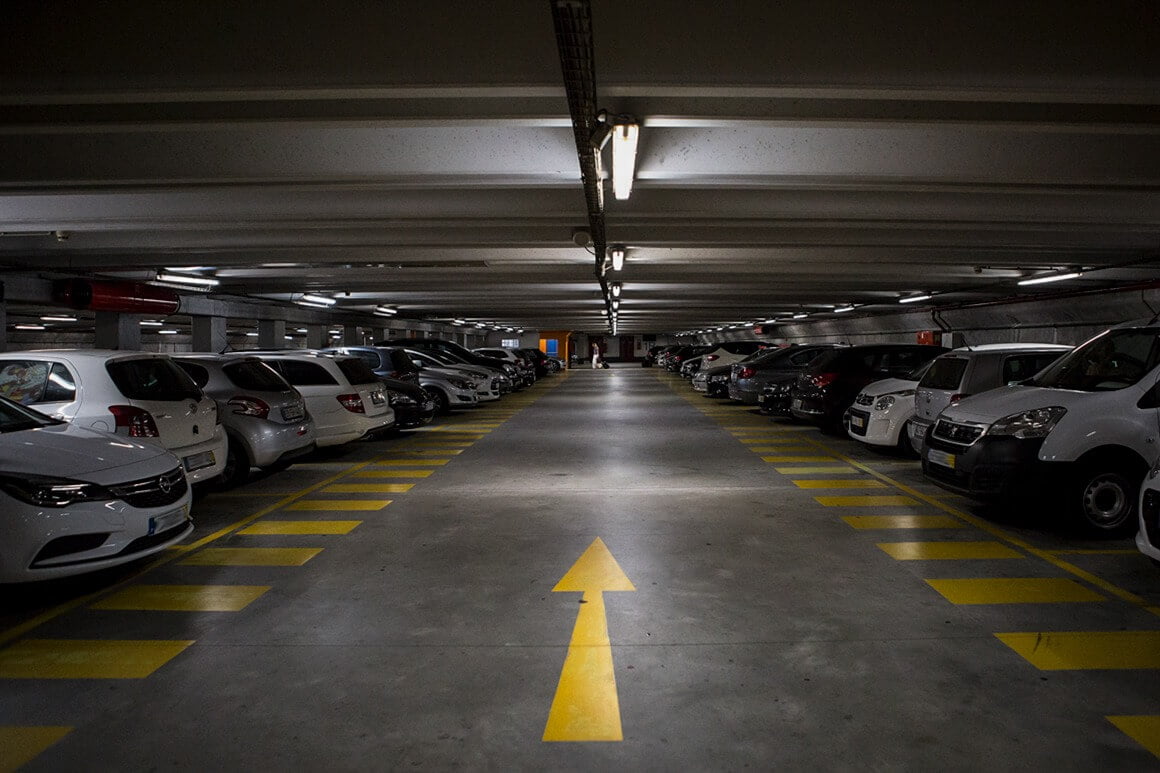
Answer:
(0, 349, 168, 359)
(948, 343, 1072, 353)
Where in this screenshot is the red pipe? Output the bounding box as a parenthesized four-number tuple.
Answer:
(53, 279, 180, 315)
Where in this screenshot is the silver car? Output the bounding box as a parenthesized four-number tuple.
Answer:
(175, 355, 316, 486)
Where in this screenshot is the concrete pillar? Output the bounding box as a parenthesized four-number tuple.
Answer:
(377, 327, 390, 343)
(306, 324, 327, 349)
(95, 311, 141, 350)
(343, 324, 359, 345)
(258, 319, 286, 349)
(191, 315, 228, 353)
(0, 299, 7, 352)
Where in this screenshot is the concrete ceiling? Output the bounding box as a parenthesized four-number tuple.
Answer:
(1, 1, 1158, 335)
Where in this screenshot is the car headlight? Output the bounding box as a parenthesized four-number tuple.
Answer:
(449, 377, 475, 390)
(987, 406, 1066, 439)
(386, 390, 416, 407)
(875, 390, 914, 411)
(0, 474, 114, 508)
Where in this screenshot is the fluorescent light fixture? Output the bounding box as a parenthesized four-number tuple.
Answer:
(298, 293, 336, 306)
(158, 329, 178, 334)
(284, 335, 294, 341)
(611, 123, 639, 200)
(899, 293, 933, 304)
(40, 315, 76, 322)
(612, 299, 620, 310)
(1018, 271, 1082, 286)
(611, 283, 622, 298)
(328, 329, 342, 334)
(296, 328, 307, 333)
(139, 320, 164, 327)
(374, 305, 397, 316)
(834, 305, 857, 313)
(14, 324, 45, 331)
(245, 332, 258, 337)
(792, 312, 809, 319)
(164, 266, 212, 273)
(452, 319, 466, 325)
(155, 272, 220, 288)
(610, 246, 625, 272)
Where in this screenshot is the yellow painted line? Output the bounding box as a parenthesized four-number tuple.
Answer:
(996, 631, 1160, 670)
(544, 538, 635, 743)
(748, 446, 815, 453)
(323, 483, 414, 494)
(762, 455, 837, 463)
(877, 541, 1024, 560)
(794, 479, 887, 489)
(239, 520, 362, 535)
(90, 585, 271, 612)
(0, 726, 72, 772)
(774, 466, 858, 475)
(179, 547, 323, 566)
(354, 470, 433, 478)
(1107, 716, 1160, 758)
(287, 499, 392, 511)
(842, 515, 966, 530)
(374, 459, 449, 466)
(925, 578, 1105, 605)
(406, 442, 472, 448)
(815, 495, 918, 507)
(0, 639, 194, 679)
(738, 437, 802, 444)
(383, 449, 462, 456)
(1046, 549, 1143, 556)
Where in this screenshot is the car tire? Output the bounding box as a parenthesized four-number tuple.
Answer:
(429, 388, 451, 414)
(1071, 466, 1139, 535)
(219, 439, 251, 488)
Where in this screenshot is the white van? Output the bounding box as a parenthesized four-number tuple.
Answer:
(920, 326, 1160, 534)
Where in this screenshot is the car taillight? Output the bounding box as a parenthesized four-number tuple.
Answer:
(705, 354, 719, 362)
(337, 393, 365, 413)
(228, 396, 270, 419)
(108, 404, 160, 438)
(738, 366, 756, 379)
(949, 393, 969, 404)
(811, 372, 838, 389)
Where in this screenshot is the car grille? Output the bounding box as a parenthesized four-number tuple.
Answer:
(932, 418, 985, 447)
(854, 393, 874, 406)
(108, 466, 188, 508)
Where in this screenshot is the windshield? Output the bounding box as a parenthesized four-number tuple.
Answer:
(1029, 329, 1160, 392)
(0, 395, 61, 432)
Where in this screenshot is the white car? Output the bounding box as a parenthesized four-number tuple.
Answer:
(1138, 464, 1160, 566)
(244, 352, 395, 446)
(0, 396, 193, 582)
(0, 350, 225, 484)
(844, 361, 932, 451)
(406, 348, 501, 402)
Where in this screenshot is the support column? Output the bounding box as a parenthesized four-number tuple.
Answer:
(0, 298, 7, 353)
(258, 319, 286, 349)
(343, 324, 360, 345)
(191, 315, 228, 353)
(95, 312, 141, 350)
(306, 324, 328, 349)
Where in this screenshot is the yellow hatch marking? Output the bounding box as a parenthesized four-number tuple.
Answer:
(1107, 716, 1160, 759)
(354, 470, 433, 478)
(748, 446, 815, 453)
(925, 578, 1105, 605)
(815, 495, 918, 507)
(843, 515, 966, 530)
(877, 541, 1023, 560)
(90, 585, 271, 612)
(774, 466, 859, 475)
(0, 639, 193, 679)
(239, 521, 362, 535)
(762, 455, 837, 463)
(374, 459, 449, 466)
(323, 483, 415, 494)
(996, 632, 1160, 670)
(286, 499, 392, 511)
(0, 726, 73, 771)
(793, 479, 887, 489)
(179, 548, 323, 566)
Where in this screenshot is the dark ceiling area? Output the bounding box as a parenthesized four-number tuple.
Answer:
(1, 1, 1158, 334)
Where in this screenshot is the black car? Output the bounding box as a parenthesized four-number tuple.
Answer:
(731, 345, 839, 405)
(789, 344, 948, 431)
(381, 377, 437, 429)
(642, 345, 666, 367)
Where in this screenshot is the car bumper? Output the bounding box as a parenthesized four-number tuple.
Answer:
(921, 434, 1051, 499)
(846, 406, 912, 447)
(229, 416, 316, 468)
(1138, 487, 1160, 561)
(907, 417, 933, 454)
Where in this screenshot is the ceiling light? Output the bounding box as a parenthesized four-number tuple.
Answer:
(612, 299, 620, 310)
(1018, 271, 1082, 286)
(834, 305, 857, 313)
(452, 319, 466, 326)
(610, 246, 625, 272)
(611, 122, 639, 200)
(158, 329, 178, 335)
(139, 320, 163, 327)
(792, 313, 809, 319)
(374, 305, 397, 316)
(898, 293, 933, 304)
(14, 324, 45, 331)
(611, 283, 622, 298)
(299, 293, 337, 306)
(245, 332, 258, 337)
(296, 328, 307, 333)
(155, 272, 220, 288)
(40, 315, 76, 322)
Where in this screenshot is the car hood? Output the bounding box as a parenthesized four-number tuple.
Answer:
(939, 384, 1113, 425)
(0, 422, 176, 481)
(858, 377, 917, 398)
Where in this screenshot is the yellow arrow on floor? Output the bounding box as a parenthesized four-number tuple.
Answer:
(543, 538, 635, 742)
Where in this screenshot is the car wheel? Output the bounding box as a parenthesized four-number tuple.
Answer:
(429, 388, 451, 414)
(1072, 467, 1138, 535)
(219, 439, 251, 488)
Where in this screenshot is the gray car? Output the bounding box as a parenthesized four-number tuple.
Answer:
(175, 355, 316, 486)
(729, 345, 839, 404)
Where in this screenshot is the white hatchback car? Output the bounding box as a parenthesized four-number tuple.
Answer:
(844, 361, 932, 451)
(0, 396, 193, 582)
(0, 350, 225, 484)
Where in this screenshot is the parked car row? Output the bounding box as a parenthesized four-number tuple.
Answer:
(0, 341, 554, 583)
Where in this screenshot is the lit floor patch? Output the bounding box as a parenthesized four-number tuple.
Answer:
(775, 465, 858, 475)
(1107, 716, 1160, 758)
(239, 521, 362, 535)
(842, 515, 965, 529)
(0, 726, 72, 770)
(91, 585, 271, 612)
(996, 631, 1160, 670)
(375, 459, 449, 466)
(180, 547, 323, 566)
(926, 578, 1104, 604)
(323, 483, 414, 494)
(0, 639, 193, 679)
(815, 494, 918, 506)
(878, 541, 1023, 560)
(794, 479, 887, 489)
(286, 499, 392, 511)
(763, 455, 837, 463)
(355, 469, 433, 478)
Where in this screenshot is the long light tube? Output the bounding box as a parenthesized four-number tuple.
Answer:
(611, 283, 622, 298)
(611, 123, 639, 200)
(298, 293, 336, 306)
(610, 246, 625, 272)
(1017, 271, 1082, 286)
(155, 272, 220, 287)
(374, 305, 397, 316)
(834, 305, 857, 313)
(898, 293, 933, 304)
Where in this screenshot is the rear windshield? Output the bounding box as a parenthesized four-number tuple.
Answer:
(388, 350, 419, 374)
(336, 358, 382, 385)
(270, 359, 338, 386)
(224, 360, 291, 392)
(0, 361, 77, 405)
(176, 361, 210, 389)
(920, 357, 969, 390)
(106, 358, 202, 401)
(1029, 329, 1160, 391)
(723, 341, 763, 355)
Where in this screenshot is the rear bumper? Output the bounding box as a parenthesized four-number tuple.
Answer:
(169, 434, 228, 484)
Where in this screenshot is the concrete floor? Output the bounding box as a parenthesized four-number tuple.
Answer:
(3, 366, 1160, 770)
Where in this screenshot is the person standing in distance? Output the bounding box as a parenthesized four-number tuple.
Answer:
(591, 342, 601, 369)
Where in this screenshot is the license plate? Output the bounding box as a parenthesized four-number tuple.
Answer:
(792, 398, 804, 410)
(149, 507, 188, 536)
(927, 449, 956, 469)
(183, 451, 215, 472)
(281, 404, 304, 422)
(370, 391, 386, 406)
(910, 422, 927, 440)
(850, 414, 865, 428)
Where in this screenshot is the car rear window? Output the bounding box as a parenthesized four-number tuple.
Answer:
(920, 357, 969, 389)
(723, 341, 762, 355)
(1002, 353, 1066, 384)
(336, 358, 382, 385)
(270, 359, 338, 386)
(106, 358, 202, 401)
(389, 350, 419, 374)
(223, 360, 291, 392)
(176, 362, 210, 389)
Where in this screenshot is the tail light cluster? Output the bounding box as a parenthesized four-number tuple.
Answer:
(337, 393, 366, 413)
(949, 394, 969, 404)
(108, 405, 160, 438)
(228, 396, 270, 420)
(705, 354, 719, 362)
(810, 372, 838, 389)
(738, 366, 756, 379)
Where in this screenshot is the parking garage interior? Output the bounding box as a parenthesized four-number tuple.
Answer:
(2, 1, 1160, 769)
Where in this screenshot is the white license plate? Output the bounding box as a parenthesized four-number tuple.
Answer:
(927, 449, 956, 469)
(281, 404, 304, 422)
(370, 391, 386, 406)
(149, 507, 188, 536)
(183, 451, 215, 472)
(850, 414, 866, 428)
(792, 398, 804, 410)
